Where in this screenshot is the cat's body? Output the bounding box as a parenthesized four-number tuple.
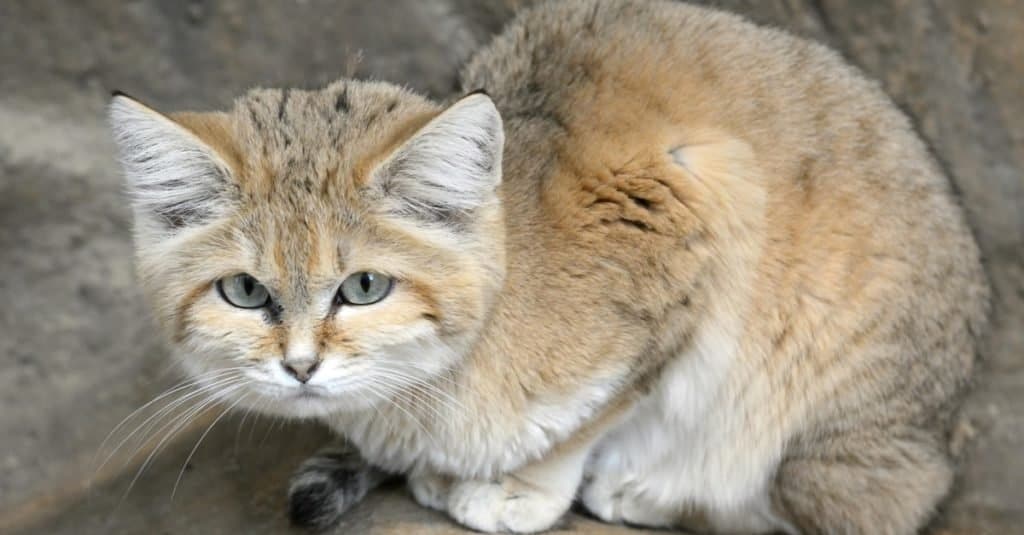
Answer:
(110, 1, 989, 533)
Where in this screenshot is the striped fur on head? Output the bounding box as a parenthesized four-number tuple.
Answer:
(109, 82, 506, 419)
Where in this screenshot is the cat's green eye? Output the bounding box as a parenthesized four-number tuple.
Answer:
(217, 273, 270, 309)
(338, 272, 393, 306)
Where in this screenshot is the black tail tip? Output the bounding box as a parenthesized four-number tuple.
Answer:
(288, 481, 346, 532)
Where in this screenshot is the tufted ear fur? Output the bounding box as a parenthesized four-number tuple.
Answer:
(108, 93, 236, 240)
(370, 92, 504, 224)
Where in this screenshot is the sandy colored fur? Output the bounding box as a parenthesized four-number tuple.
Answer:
(111, 1, 989, 533)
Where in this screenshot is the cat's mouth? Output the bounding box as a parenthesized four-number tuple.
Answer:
(240, 378, 331, 401)
(235, 380, 354, 418)
(274, 382, 330, 398)
(293, 386, 327, 399)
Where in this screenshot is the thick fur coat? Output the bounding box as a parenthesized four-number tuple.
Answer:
(110, 1, 988, 533)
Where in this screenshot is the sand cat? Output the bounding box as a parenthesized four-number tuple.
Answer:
(109, 0, 988, 532)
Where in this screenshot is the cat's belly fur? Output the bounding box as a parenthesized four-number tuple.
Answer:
(582, 314, 794, 533)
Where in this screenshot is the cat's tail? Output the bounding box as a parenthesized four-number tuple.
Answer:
(288, 444, 388, 530)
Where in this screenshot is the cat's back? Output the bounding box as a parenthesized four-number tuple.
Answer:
(464, 0, 985, 296)
(463, 0, 911, 192)
(465, 0, 988, 411)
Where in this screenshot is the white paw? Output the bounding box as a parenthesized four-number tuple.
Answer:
(447, 477, 570, 533)
(407, 470, 451, 511)
(580, 475, 678, 528)
(579, 475, 620, 523)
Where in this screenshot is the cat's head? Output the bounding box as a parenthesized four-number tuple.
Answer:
(109, 82, 505, 418)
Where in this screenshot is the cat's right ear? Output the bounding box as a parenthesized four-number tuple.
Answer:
(108, 93, 236, 239)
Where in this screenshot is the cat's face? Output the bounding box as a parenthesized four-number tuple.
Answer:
(109, 83, 505, 418)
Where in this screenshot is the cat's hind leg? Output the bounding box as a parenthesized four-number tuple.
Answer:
(580, 467, 787, 533)
(287, 444, 387, 530)
(772, 428, 953, 535)
(580, 471, 683, 528)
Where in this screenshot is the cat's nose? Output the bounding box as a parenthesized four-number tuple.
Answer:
(282, 358, 320, 384)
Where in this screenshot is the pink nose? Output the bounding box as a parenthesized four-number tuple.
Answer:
(282, 359, 320, 383)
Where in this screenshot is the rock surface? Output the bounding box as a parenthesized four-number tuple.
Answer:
(0, 1, 1019, 533)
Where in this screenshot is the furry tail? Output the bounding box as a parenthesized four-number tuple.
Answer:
(288, 445, 387, 530)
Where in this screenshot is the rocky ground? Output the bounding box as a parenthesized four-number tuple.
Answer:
(0, 1, 1020, 533)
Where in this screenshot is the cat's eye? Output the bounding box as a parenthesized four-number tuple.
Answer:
(337, 272, 393, 306)
(217, 273, 271, 309)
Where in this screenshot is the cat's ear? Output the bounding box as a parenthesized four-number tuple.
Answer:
(370, 92, 503, 223)
(108, 93, 236, 237)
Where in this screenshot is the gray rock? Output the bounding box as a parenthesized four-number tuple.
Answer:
(0, 1, 1019, 533)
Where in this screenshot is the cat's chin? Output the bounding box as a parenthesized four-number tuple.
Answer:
(231, 382, 383, 420)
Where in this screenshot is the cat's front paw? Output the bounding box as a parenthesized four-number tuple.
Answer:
(287, 446, 384, 530)
(447, 477, 570, 533)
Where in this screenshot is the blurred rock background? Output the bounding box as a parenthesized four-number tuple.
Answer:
(0, 1, 1020, 533)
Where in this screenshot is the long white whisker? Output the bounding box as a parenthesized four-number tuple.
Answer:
(370, 361, 468, 411)
(375, 360, 462, 387)
(171, 391, 250, 501)
(366, 370, 453, 423)
(115, 378, 250, 475)
(367, 365, 469, 418)
(233, 396, 258, 456)
(117, 383, 246, 508)
(360, 376, 440, 447)
(97, 374, 247, 473)
(95, 367, 249, 466)
(247, 397, 271, 446)
(259, 410, 285, 447)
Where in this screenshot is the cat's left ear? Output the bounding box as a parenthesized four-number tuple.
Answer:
(370, 92, 503, 223)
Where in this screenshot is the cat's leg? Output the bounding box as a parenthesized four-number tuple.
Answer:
(772, 428, 953, 535)
(445, 438, 593, 533)
(580, 431, 793, 533)
(583, 470, 790, 535)
(287, 443, 388, 530)
(407, 467, 452, 511)
(581, 460, 751, 533)
(580, 468, 683, 528)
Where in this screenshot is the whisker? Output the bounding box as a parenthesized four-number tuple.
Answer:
(259, 412, 283, 447)
(95, 367, 248, 465)
(359, 376, 441, 447)
(366, 370, 453, 424)
(233, 396, 258, 457)
(247, 397, 271, 446)
(117, 383, 246, 508)
(371, 361, 468, 410)
(367, 365, 470, 419)
(114, 378, 249, 475)
(96, 374, 247, 475)
(171, 391, 250, 501)
(377, 360, 463, 387)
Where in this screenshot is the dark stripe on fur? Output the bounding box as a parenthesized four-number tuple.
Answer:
(288, 446, 386, 530)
